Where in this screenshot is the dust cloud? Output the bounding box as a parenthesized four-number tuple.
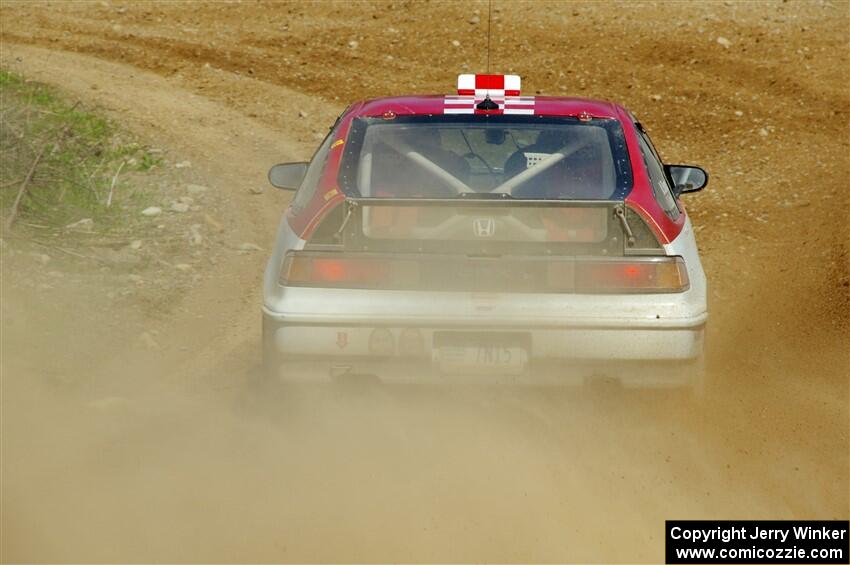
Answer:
(3, 244, 846, 563)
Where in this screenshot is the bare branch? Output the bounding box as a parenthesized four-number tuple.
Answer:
(0, 178, 24, 188)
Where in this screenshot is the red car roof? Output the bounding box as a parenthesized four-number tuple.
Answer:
(348, 94, 624, 120)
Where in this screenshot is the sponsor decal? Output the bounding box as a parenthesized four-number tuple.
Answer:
(443, 95, 535, 115)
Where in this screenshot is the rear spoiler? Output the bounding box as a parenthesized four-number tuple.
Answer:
(328, 197, 663, 256)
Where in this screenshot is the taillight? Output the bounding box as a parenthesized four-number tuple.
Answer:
(571, 257, 689, 293)
(281, 253, 419, 289)
(282, 252, 688, 293)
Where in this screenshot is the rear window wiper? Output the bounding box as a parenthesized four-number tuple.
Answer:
(614, 205, 636, 247)
(335, 199, 359, 241)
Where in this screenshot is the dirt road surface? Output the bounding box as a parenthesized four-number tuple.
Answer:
(1, 1, 847, 562)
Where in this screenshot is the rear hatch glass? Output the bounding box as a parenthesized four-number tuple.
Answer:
(338, 115, 633, 201)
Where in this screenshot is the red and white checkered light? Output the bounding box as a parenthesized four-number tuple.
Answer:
(457, 74, 521, 97)
(444, 74, 535, 115)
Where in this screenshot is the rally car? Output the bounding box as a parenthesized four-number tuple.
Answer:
(262, 74, 708, 388)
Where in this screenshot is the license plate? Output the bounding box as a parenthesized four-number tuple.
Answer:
(434, 345, 528, 375)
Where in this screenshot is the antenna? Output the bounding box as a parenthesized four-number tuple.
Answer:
(486, 0, 493, 72)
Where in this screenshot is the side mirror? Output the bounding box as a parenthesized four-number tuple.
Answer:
(268, 162, 308, 190)
(665, 164, 708, 196)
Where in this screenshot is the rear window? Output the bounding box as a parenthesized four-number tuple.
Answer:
(338, 115, 633, 200)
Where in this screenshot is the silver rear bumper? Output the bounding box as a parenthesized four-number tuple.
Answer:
(262, 308, 706, 386)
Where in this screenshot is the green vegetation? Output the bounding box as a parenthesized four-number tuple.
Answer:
(0, 69, 162, 233)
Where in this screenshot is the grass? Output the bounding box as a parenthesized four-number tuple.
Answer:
(0, 68, 163, 234)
